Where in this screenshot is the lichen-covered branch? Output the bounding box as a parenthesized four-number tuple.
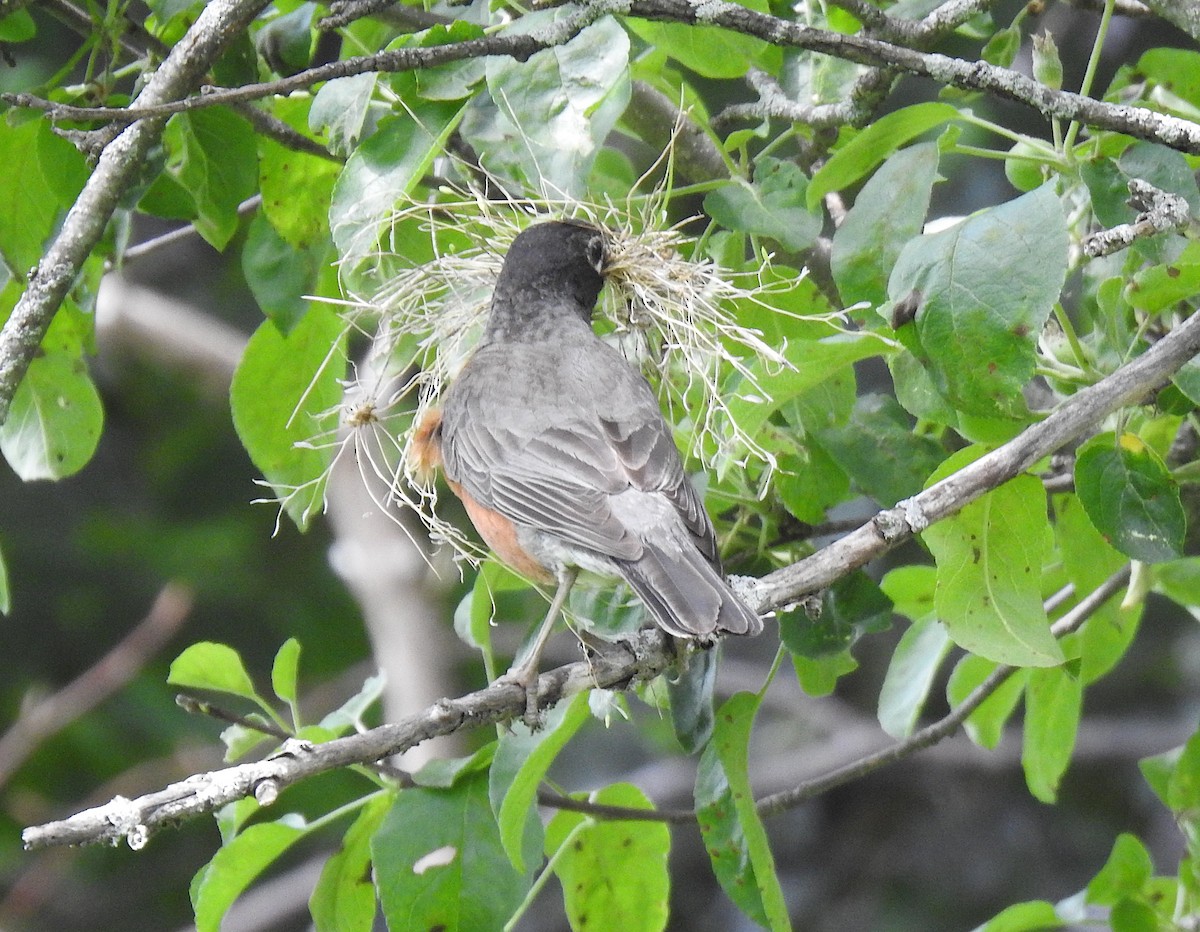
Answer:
(24, 305, 1200, 849)
(0, 0, 272, 426)
(1083, 179, 1192, 258)
(752, 305, 1200, 611)
(23, 629, 675, 849)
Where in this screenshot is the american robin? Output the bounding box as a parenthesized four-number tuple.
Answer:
(412, 219, 761, 720)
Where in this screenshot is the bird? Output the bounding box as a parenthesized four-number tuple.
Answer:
(411, 219, 762, 721)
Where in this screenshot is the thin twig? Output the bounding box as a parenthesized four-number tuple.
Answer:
(231, 102, 343, 163)
(756, 566, 1130, 814)
(5, 0, 1198, 158)
(1083, 178, 1192, 257)
(118, 195, 261, 265)
(22, 629, 677, 848)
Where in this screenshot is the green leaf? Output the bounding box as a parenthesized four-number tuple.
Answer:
(947, 655, 1026, 749)
(1053, 493, 1137, 683)
(0, 119, 70, 276)
(255, 2, 315, 74)
(888, 184, 1068, 417)
(1167, 731, 1200, 814)
(310, 793, 391, 932)
(923, 448, 1063, 667)
(1109, 898, 1161, 932)
(831, 142, 939, 308)
(1022, 665, 1081, 803)
(220, 714, 275, 762)
(879, 564, 937, 621)
(330, 100, 466, 269)
(667, 646, 717, 753)
(1075, 433, 1185, 563)
(1172, 357, 1200, 406)
(258, 95, 340, 250)
(271, 637, 302, 719)
(792, 649, 858, 697)
(981, 23, 1021, 68)
(815, 393, 945, 507)
(725, 332, 888, 446)
(1126, 256, 1200, 314)
(0, 8, 36, 41)
(168, 642, 264, 705)
(467, 11, 629, 196)
(976, 899, 1061, 931)
(229, 304, 345, 531)
(489, 693, 589, 872)
(0, 345, 103, 480)
(878, 616, 952, 739)
(372, 770, 535, 931)
(164, 108, 258, 250)
(695, 692, 791, 931)
(242, 211, 327, 333)
(192, 817, 309, 932)
(1138, 746, 1179, 809)
(1136, 48, 1200, 112)
(415, 25, 488, 101)
(808, 102, 958, 209)
(310, 73, 378, 158)
(567, 580, 647, 638)
(544, 783, 670, 932)
(626, 0, 780, 79)
(774, 446, 850, 524)
(779, 571, 891, 658)
(704, 158, 822, 252)
(318, 672, 386, 736)
(1087, 833, 1154, 906)
(37, 117, 89, 211)
(413, 743, 496, 789)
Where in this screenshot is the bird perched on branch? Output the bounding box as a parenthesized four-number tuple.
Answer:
(412, 219, 761, 722)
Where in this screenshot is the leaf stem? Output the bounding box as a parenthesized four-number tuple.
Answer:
(1062, 0, 1116, 155)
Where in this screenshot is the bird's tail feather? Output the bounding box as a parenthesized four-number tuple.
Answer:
(619, 542, 762, 638)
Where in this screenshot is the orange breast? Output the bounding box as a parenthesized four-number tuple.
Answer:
(413, 407, 553, 584)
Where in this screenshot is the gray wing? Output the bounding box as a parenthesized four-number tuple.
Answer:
(440, 361, 717, 565)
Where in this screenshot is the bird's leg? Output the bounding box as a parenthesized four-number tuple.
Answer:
(504, 566, 578, 728)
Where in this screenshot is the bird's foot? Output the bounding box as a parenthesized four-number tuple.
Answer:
(497, 661, 543, 730)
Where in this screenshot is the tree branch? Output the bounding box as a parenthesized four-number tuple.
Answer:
(625, 0, 1200, 154)
(7, 0, 1197, 162)
(22, 302, 1200, 847)
(1082, 178, 1193, 258)
(1141, 0, 1200, 40)
(1, 0, 621, 125)
(757, 567, 1130, 814)
(751, 306, 1200, 611)
(0, 0, 272, 427)
(22, 629, 676, 849)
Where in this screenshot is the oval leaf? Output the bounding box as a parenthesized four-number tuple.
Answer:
(372, 770, 536, 931)
(923, 448, 1063, 667)
(0, 349, 102, 481)
(544, 783, 670, 932)
(168, 641, 262, 704)
(1075, 432, 1185, 563)
(230, 304, 345, 531)
(888, 184, 1068, 417)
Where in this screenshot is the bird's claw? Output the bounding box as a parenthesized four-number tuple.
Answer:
(497, 664, 543, 730)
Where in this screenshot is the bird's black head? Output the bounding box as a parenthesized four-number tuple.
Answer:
(485, 220, 608, 341)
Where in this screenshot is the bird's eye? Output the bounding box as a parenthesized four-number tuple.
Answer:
(586, 235, 606, 274)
